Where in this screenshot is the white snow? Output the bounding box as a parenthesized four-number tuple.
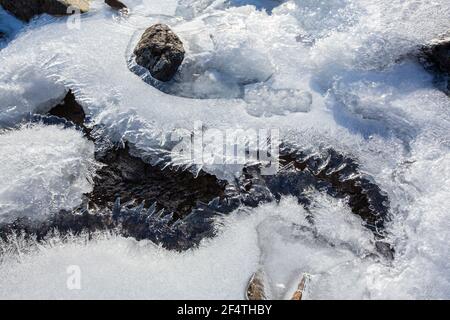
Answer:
(0, 125, 97, 223)
(0, 0, 449, 299)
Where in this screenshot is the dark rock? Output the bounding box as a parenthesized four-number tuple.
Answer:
(105, 0, 127, 11)
(0, 0, 39, 21)
(422, 35, 450, 74)
(134, 24, 185, 82)
(244, 147, 390, 237)
(48, 90, 86, 128)
(89, 145, 227, 220)
(0, 31, 5, 49)
(375, 241, 395, 260)
(0, 0, 89, 22)
(420, 33, 450, 95)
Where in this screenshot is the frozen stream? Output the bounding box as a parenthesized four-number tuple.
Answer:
(0, 0, 449, 299)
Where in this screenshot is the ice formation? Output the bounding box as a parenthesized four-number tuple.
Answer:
(0, 124, 97, 223)
(0, 0, 449, 299)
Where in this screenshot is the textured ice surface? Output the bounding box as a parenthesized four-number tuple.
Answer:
(0, 0, 449, 299)
(0, 125, 97, 223)
(245, 84, 312, 116)
(0, 196, 375, 299)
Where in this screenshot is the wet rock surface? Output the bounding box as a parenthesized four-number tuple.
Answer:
(0, 0, 89, 22)
(134, 24, 185, 82)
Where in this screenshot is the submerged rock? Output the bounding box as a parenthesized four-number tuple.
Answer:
(134, 24, 185, 82)
(0, 0, 90, 22)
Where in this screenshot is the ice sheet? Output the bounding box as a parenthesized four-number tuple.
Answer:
(0, 124, 97, 223)
(0, 0, 449, 299)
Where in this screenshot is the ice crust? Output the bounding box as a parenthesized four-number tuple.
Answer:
(0, 0, 449, 299)
(0, 125, 97, 223)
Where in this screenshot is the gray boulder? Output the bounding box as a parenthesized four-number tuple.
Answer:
(0, 0, 90, 22)
(133, 24, 185, 82)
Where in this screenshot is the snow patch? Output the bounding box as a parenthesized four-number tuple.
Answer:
(0, 125, 98, 223)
